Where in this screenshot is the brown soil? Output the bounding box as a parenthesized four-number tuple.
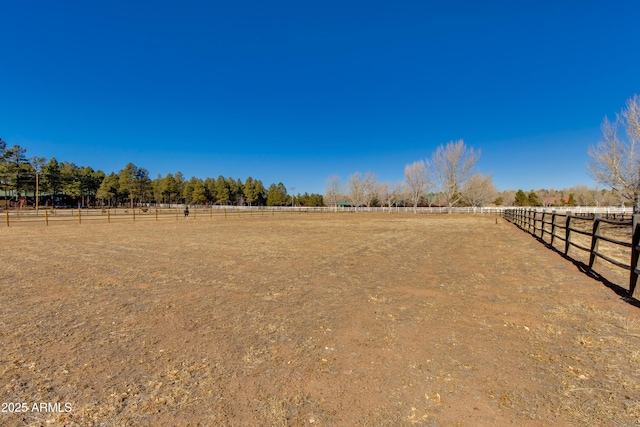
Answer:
(1, 213, 639, 426)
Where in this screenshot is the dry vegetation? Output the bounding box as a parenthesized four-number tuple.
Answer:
(1, 213, 639, 426)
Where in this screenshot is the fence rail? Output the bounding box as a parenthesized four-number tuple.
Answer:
(1, 206, 331, 225)
(503, 208, 640, 299)
(3, 205, 633, 227)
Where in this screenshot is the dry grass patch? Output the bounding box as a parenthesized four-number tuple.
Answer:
(0, 213, 638, 426)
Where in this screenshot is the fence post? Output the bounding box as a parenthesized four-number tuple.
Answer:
(156, 208, 158, 221)
(551, 211, 557, 246)
(108, 210, 111, 224)
(520, 208, 525, 228)
(6, 210, 9, 227)
(588, 214, 602, 268)
(45, 210, 49, 226)
(133, 209, 136, 222)
(565, 212, 572, 255)
(629, 214, 640, 298)
(78, 209, 81, 224)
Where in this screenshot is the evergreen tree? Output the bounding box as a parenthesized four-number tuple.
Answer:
(96, 173, 120, 206)
(173, 172, 186, 204)
(243, 177, 256, 205)
(215, 176, 230, 205)
(42, 158, 62, 204)
(204, 177, 217, 204)
(514, 189, 529, 206)
(5, 145, 29, 199)
(135, 167, 152, 205)
(266, 182, 288, 206)
(152, 174, 163, 203)
(61, 162, 82, 205)
(235, 178, 244, 204)
(226, 177, 240, 204)
(159, 173, 177, 204)
(296, 192, 324, 206)
(243, 177, 266, 206)
(78, 166, 105, 206)
(253, 179, 266, 205)
(118, 163, 138, 208)
(527, 191, 541, 207)
(191, 178, 207, 205)
(184, 177, 207, 205)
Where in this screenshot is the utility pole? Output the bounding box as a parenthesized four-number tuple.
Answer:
(35, 171, 39, 213)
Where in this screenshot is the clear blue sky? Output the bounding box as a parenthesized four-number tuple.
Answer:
(2, 0, 639, 194)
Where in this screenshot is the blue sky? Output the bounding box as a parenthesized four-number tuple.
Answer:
(2, 0, 639, 194)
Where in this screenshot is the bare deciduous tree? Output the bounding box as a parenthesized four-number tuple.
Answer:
(347, 172, 368, 209)
(325, 175, 343, 211)
(404, 160, 431, 213)
(588, 94, 640, 212)
(462, 173, 497, 207)
(566, 185, 594, 207)
(362, 172, 378, 207)
(431, 139, 480, 211)
(377, 181, 404, 212)
(377, 182, 391, 210)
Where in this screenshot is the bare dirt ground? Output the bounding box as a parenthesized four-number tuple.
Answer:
(1, 213, 639, 426)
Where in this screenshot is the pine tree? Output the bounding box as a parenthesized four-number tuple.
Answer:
(514, 189, 529, 206)
(527, 191, 541, 207)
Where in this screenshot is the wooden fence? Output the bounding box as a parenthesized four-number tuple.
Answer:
(503, 208, 640, 299)
(1, 206, 330, 226)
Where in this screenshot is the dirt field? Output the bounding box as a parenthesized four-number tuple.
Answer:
(1, 213, 639, 426)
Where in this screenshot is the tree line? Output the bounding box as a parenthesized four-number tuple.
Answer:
(0, 142, 323, 208)
(3, 94, 637, 211)
(325, 139, 498, 211)
(495, 186, 631, 208)
(325, 92, 640, 212)
(97, 165, 323, 208)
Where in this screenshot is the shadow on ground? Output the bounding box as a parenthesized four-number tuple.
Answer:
(511, 222, 640, 309)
